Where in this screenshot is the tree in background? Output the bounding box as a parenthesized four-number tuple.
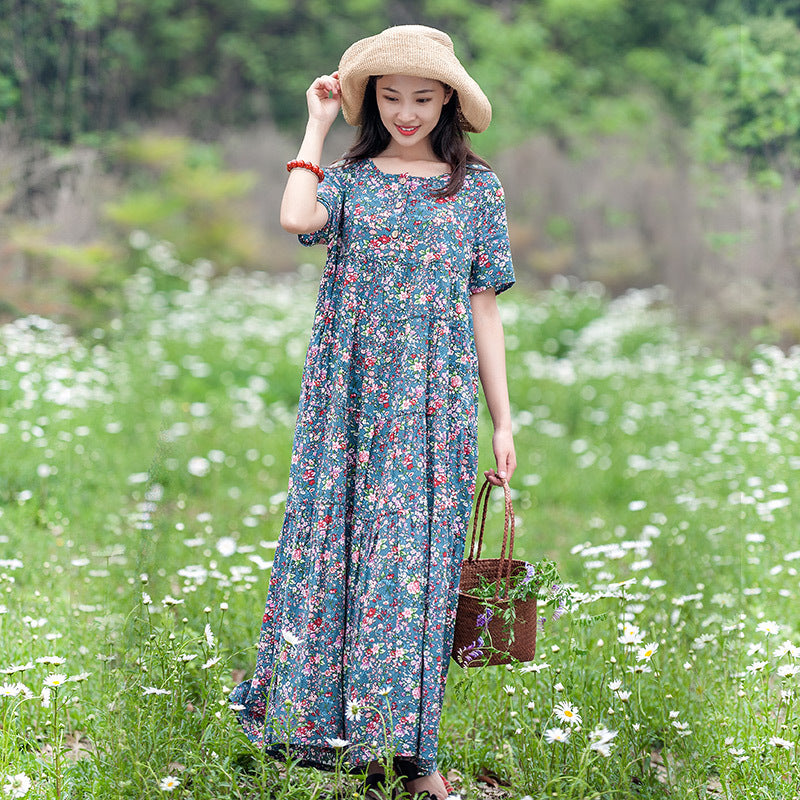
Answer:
(1, 0, 799, 173)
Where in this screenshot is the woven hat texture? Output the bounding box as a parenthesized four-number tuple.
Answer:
(338, 25, 491, 133)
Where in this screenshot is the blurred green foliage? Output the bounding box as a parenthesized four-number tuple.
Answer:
(1, 0, 799, 173)
(105, 134, 264, 269)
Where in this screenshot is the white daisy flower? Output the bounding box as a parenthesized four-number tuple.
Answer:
(162, 595, 184, 607)
(519, 662, 549, 673)
(159, 775, 181, 791)
(0, 663, 33, 675)
(0, 684, 21, 697)
(745, 660, 769, 674)
(589, 726, 618, 757)
(43, 673, 68, 688)
(503, 685, 516, 695)
(769, 736, 793, 750)
(179, 654, 197, 663)
(2, 772, 32, 799)
(281, 629, 300, 647)
(142, 686, 170, 696)
(326, 737, 350, 748)
(756, 621, 781, 636)
(636, 642, 659, 661)
(671, 721, 691, 736)
(774, 640, 800, 659)
(377, 685, 392, 696)
(617, 624, 645, 646)
(201, 656, 221, 670)
(204, 623, 215, 649)
(36, 656, 66, 666)
(777, 664, 800, 678)
(544, 727, 570, 744)
(345, 700, 361, 721)
(553, 701, 582, 727)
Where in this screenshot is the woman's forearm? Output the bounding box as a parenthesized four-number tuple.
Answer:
(471, 288, 511, 431)
(279, 119, 332, 234)
(471, 288, 516, 483)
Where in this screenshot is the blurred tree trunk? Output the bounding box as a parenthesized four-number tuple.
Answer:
(10, 0, 36, 137)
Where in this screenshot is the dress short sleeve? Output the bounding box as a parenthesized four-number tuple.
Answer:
(298, 165, 346, 247)
(468, 171, 515, 296)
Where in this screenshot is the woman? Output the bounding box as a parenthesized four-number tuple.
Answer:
(230, 25, 516, 800)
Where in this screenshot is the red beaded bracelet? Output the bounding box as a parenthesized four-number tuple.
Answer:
(286, 159, 324, 182)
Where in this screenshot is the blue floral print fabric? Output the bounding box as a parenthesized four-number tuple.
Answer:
(230, 157, 514, 776)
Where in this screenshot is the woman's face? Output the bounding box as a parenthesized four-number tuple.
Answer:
(374, 74, 453, 149)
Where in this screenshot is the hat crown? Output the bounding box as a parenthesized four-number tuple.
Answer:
(337, 24, 492, 133)
(380, 25, 455, 54)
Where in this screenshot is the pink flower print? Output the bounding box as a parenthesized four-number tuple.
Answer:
(455, 301, 465, 316)
(450, 375, 462, 388)
(407, 578, 421, 594)
(358, 451, 369, 464)
(412, 686, 421, 699)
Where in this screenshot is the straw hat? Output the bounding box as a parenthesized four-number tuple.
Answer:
(338, 25, 492, 133)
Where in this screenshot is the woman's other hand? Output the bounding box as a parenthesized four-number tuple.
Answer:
(307, 72, 342, 129)
(484, 427, 516, 487)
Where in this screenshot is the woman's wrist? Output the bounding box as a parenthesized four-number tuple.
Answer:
(304, 116, 333, 139)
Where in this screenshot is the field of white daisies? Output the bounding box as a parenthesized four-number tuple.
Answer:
(2, 235, 800, 799)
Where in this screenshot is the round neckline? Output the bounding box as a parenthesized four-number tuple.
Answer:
(366, 158, 450, 180)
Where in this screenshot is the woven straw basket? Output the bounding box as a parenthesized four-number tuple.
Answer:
(452, 478, 537, 668)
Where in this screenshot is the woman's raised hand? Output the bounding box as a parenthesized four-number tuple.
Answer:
(306, 72, 342, 128)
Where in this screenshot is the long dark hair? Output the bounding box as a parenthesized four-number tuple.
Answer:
(341, 76, 491, 198)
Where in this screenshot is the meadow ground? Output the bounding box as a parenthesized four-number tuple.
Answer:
(1, 236, 799, 799)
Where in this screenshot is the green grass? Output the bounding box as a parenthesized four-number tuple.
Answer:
(1, 237, 799, 798)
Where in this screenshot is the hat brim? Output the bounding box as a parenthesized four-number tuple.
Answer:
(338, 26, 491, 134)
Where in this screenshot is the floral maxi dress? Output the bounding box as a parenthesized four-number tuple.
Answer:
(230, 158, 515, 775)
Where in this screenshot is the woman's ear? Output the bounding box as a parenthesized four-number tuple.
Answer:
(443, 84, 454, 104)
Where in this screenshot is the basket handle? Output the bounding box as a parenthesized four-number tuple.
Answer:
(466, 477, 517, 601)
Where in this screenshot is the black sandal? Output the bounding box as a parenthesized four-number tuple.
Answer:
(394, 759, 423, 781)
(394, 758, 451, 800)
(363, 771, 390, 800)
(393, 760, 439, 800)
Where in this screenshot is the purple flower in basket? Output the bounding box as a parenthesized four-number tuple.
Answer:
(476, 606, 494, 628)
(538, 616, 547, 631)
(521, 563, 537, 585)
(549, 583, 561, 596)
(552, 599, 567, 621)
(456, 636, 485, 666)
